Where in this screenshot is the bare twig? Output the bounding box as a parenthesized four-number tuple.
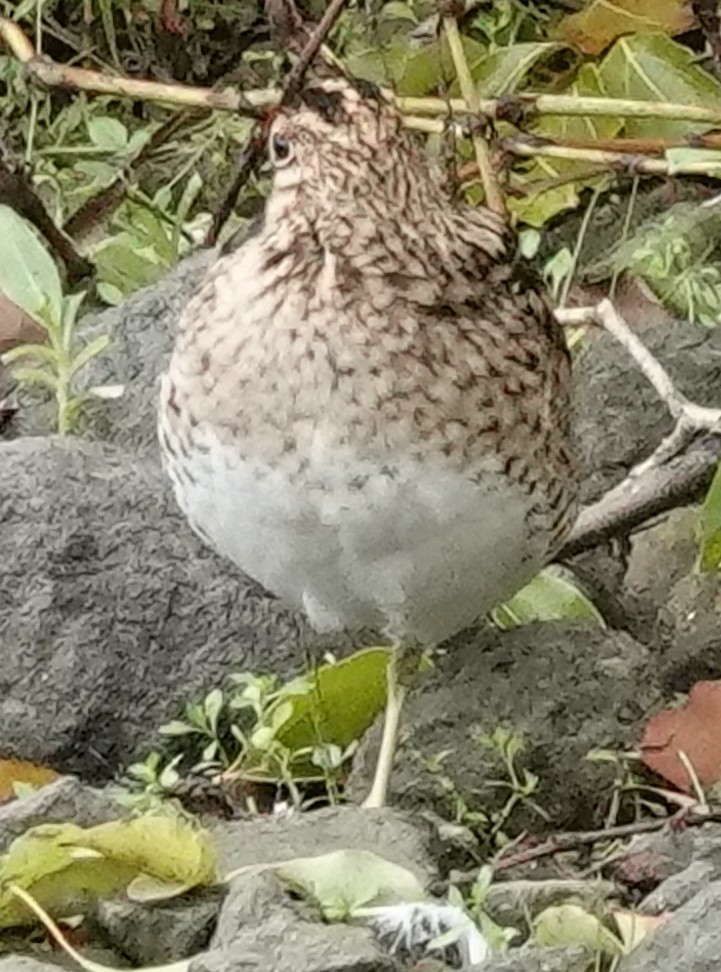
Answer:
(282, 0, 348, 98)
(7, 17, 721, 130)
(441, 14, 505, 215)
(0, 152, 91, 284)
(486, 808, 721, 875)
(206, 0, 349, 247)
(206, 132, 266, 248)
(557, 435, 721, 559)
(557, 300, 721, 467)
(552, 299, 721, 559)
(501, 138, 718, 176)
(396, 92, 721, 128)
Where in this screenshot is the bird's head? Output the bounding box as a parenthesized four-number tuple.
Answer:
(262, 79, 437, 212)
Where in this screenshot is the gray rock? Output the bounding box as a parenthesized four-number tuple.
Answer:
(210, 872, 312, 945)
(93, 889, 223, 966)
(657, 567, 721, 695)
(348, 623, 654, 832)
(0, 777, 124, 852)
(484, 879, 617, 928)
(610, 824, 721, 892)
(476, 946, 591, 971)
(574, 317, 721, 504)
(7, 251, 213, 448)
(191, 873, 396, 972)
(618, 881, 721, 972)
(209, 806, 439, 884)
(641, 861, 719, 915)
(0, 960, 65, 972)
(0, 435, 312, 779)
(623, 509, 698, 622)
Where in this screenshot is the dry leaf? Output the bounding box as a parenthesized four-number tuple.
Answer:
(613, 909, 670, 951)
(640, 680, 721, 792)
(555, 0, 694, 56)
(0, 759, 59, 804)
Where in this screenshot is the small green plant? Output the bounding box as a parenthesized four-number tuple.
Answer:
(586, 748, 670, 828)
(122, 649, 389, 812)
(426, 727, 547, 849)
(594, 200, 721, 328)
(0, 206, 118, 434)
(453, 865, 520, 953)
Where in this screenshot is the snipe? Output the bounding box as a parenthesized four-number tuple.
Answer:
(159, 79, 578, 807)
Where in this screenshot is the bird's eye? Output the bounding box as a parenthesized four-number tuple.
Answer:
(270, 133, 294, 167)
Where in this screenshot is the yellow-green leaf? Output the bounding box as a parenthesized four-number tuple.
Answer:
(252, 647, 390, 775)
(533, 904, 621, 956)
(81, 815, 217, 888)
(492, 566, 604, 629)
(508, 64, 619, 227)
(599, 33, 721, 138)
(471, 42, 567, 96)
(0, 816, 217, 930)
(698, 461, 721, 572)
(275, 849, 425, 921)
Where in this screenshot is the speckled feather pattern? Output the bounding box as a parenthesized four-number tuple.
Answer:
(159, 81, 578, 645)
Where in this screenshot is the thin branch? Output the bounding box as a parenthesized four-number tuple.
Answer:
(396, 92, 721, 127)
(487, 808, 721, 875)
(0, 152, 91, 283)
(206, 0, 349, 246)
(557, 435, 721, 559)
(557, 301, 721, 437)
(503, 139, 683, 176)
(441, 14, 505, 215)
(7, 17, 721, 130)
(282, 0, 348, 98)
(553, 299, 721, 559)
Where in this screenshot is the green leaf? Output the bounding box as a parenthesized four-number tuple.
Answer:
(275, 850, 425, 921)
(253, 647, 389, 775)
(158, 720, 199, 737)
(699, 462, 721, 572)
(492, 566, 604, 629)
(471, 43, 566, 96)
(533, 904, 621, 956)
(665, 147, 721, 175)
(0, 815, 217, 930)
(379, 1, 418, 23)
(69, 334, 110, 377)
(203, 688, 224, 734)
(1, 343, 57, 365)
(87, 116, 129, 152)
(8, 367, 58, 393)
(508, 64, 618, 226)
(0, 206, 63, 325)
(599, 33, 721, 139)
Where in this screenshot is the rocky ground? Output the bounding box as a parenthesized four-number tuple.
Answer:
(2, 255, 721, 970)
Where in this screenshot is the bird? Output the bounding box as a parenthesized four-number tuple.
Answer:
(158, 78, 578, 809)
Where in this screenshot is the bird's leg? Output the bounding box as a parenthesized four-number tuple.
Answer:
(362, 640, 408, 809)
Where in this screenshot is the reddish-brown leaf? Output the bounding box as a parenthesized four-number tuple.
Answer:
(640, 680, 721, 792)
(0, 293, 45, 355)
(555, 0, 695, 56)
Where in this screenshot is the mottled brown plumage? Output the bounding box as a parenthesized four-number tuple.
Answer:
(159, 79, 578, 805)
